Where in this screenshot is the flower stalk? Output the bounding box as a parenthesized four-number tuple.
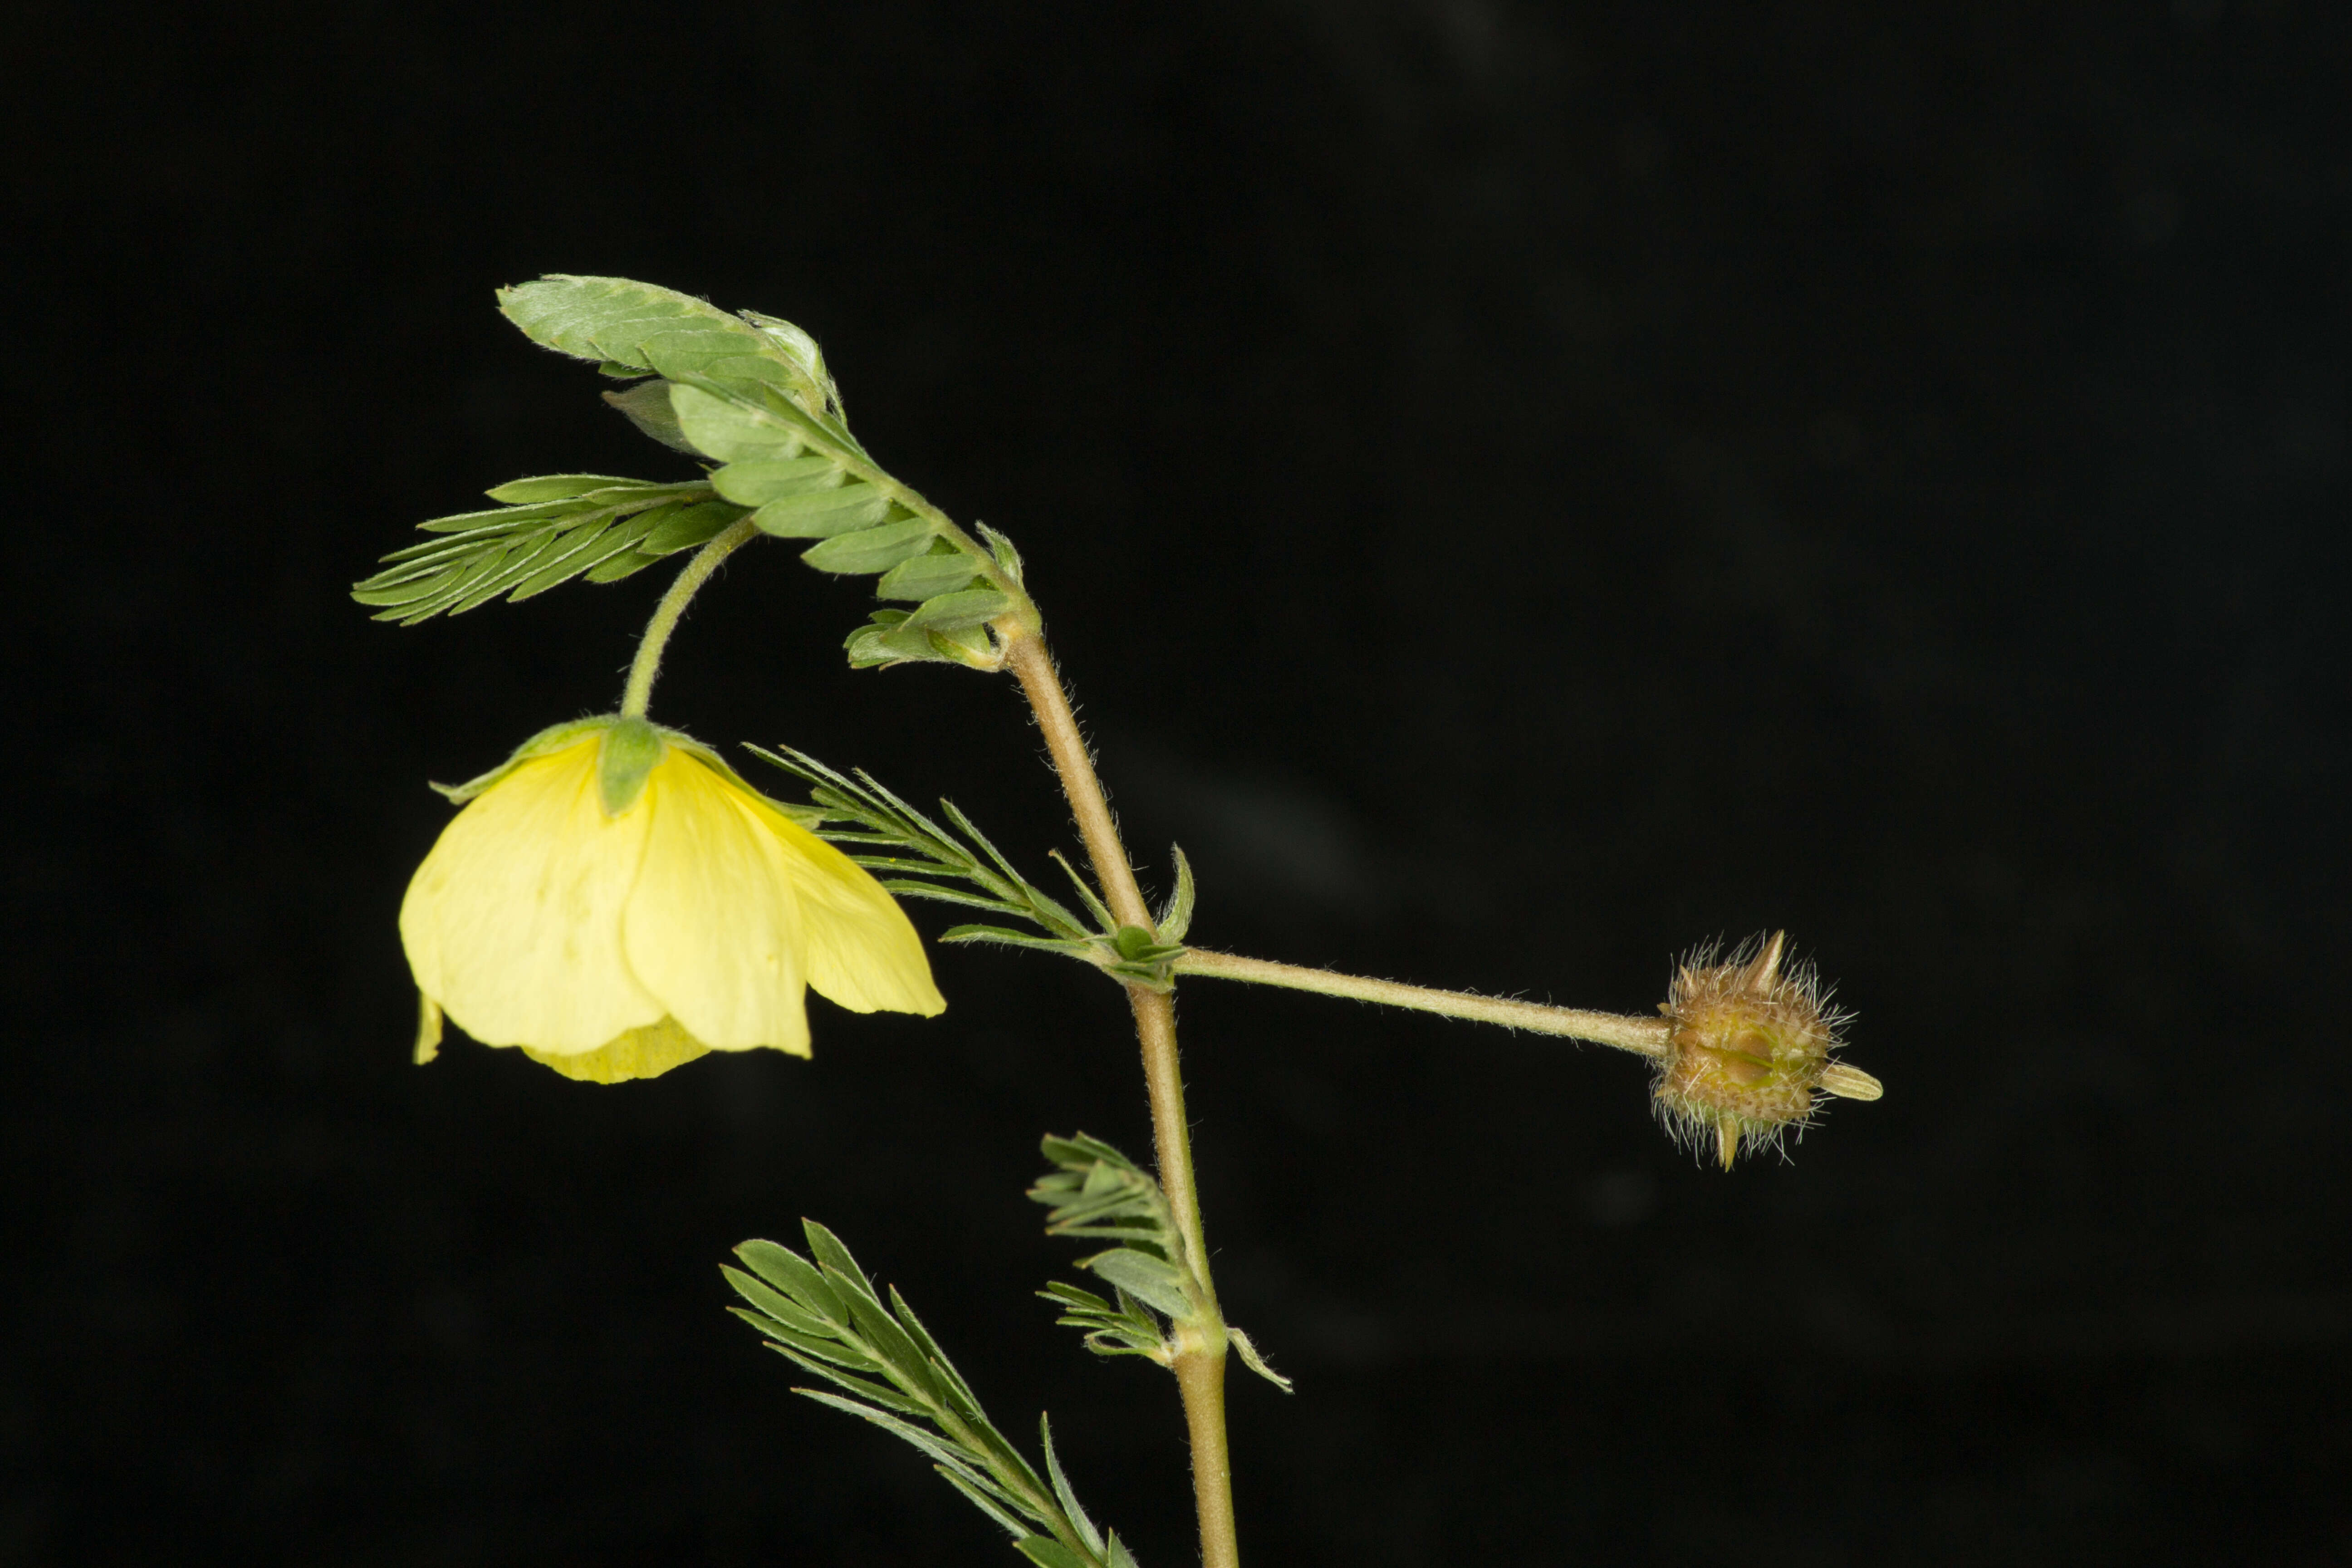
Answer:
(1173, 949, 1676, 1056)
(620, 517, 761, 718)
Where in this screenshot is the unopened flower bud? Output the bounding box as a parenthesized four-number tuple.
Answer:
(1653, 931, 1874, 1170)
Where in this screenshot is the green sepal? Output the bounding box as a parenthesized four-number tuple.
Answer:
(425, 718, 818, 828)
(427, 716, 614, 803)
(801, 519, 938, 575)
(876, 548, 982, 601)
(596, 718, 665, 817)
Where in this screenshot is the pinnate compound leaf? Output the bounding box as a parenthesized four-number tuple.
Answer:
(355, 492, 690, 622)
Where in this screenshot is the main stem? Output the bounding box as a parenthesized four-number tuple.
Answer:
(620, 518, 761, 718)
(1004, 631, 1240, 1568)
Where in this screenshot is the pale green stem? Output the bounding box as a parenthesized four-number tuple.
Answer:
(1172, 949, 1673, 1057)
(619, 519, 762, 719)
(1003, 630, 1240, 1568)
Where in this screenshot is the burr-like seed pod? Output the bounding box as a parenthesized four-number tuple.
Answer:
(1653, 931, 1876, 1170)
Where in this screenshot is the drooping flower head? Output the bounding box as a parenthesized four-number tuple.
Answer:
(401, 717, 944, 1083)
(1652, 931, 1869, 1169)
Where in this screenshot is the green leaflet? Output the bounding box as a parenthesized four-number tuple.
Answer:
(800, 519, 938, 576)
(751, 483, 892, 539)
(711, 454, 842, 505)
(601, 379, 698, 453)
(722, 1227, 1130, 1566)
(877, 549, 982, 601)
(902, 587, 1015, 631)
(670, 382, 805, 463)
(583, 548, 664, 583)
(498, 275, 748, 366)
(1080, 1250, 1194, 1320)
(641, 499, 750, 556)
(353, 483, 696, 623)
(485, 474, 643, 503)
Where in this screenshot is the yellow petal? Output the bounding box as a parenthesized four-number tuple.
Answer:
(414, 993, 443, 1065)
(745, 790, 946, 1017)
(399, 738, 665, 1054)
(524, 1015, 712, 1083)
(621, 752, 813, 1055)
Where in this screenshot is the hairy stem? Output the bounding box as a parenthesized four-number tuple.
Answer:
(619, 518, 760, 718)
(1173, 949, 1673, 1056)
(1004, 630, 1238, 1568)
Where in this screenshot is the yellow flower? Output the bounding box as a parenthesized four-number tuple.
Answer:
(400, 717, 944, 1083)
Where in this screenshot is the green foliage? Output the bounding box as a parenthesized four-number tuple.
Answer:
(724, 1225, 1140, 1568)
(360, 275, 1047, 661)
(351, 478, 734, 623)
(504, 274, 1037, 665)
(745, 745, 1195, 988)
(1031, 1134, 1199, 1340)
(498, 274, 843, 422)
(1030, 1136, 1293, 1393)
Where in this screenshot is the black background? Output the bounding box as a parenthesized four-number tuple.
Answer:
(10, 2, 2350, 1563)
